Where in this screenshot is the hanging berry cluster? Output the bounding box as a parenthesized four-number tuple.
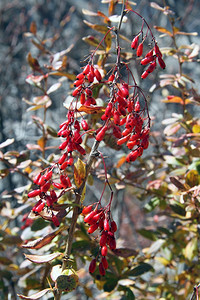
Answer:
(82, 198, 117, 276)
(26, 5, 165, 279)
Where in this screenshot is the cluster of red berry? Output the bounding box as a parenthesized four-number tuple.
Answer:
(82, 204, 117, 276)
(28, 167, 72, 226)
(131, 35, 166, 78)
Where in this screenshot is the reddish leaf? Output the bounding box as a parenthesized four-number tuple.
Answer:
(112, 248, 138, 258)
(78, 105, 104, 114)
(22, 227, 64, 249)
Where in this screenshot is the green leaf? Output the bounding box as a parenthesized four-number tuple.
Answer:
(185, 169, 199, 187)
(137, 229, 157, 241)
(183, 238, 197, 261)
(71, 240, 91, 252)
(103, 278, 118, 292)
(144, 197, 160, 212)
(170, 204, 186, 216)
(128, 263, 153, 277)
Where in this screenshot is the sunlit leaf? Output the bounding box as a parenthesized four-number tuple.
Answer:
(83, 21, 109, 34)
(82, 36, 105, 50)
(49, 71, 76, 81)
(116, 156, 126, 168)
(24, 252, 62, 264)
(78, 105, 105, 114)
(183, 238, 197, 261)
(154, 26, 172, 36)
(0, 138, 15, 149)
(185, 170, 199, 187)
(37, 137, 45, 151)
(192, 124, 200, 133)
(47, 83, 62, 94)
(17, 289, 51, 299)
(22, 227, 64, 249)
(74, 158, 86, 188)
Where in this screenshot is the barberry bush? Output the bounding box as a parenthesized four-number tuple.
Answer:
(0, 0, 199, 299)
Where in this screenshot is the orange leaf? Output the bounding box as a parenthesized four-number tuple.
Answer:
(30, 21, 37, 35)
(154, 26, 172, 36)
(162, 96, 192, 105)
(78, 105, 105, 114)
(116, 156, 126, 168)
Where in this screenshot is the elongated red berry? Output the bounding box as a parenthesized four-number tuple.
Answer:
(82, 204, 93, 215)
(126, 149, 139, 162)
(76, 72, 84, 80)
(111, 220, 117, 232)
(74, 79, 84, 87)
(80, 93, 85, 105)
(145, 49, 154, 57)
(127, 140, 139, 150)
(147, 61, 157, 73)
(81, 120, 89, 131)
(84, 211, 97, 223)
(99, 262, 106, 276)
(137, 43, 143, 57)
(154, 43, 162, 57)
(50, 190, 58, 202)
(83, 64, 90, 75)
(101, 257, 109, 269)
(52, 182, 63, 189)
(101, 245, 108, 257)
(134, 100, 141, 112)
(141, 56, 154, 65)
(117, 135, 130, 145)
(44, 170, 53, 181)
(89, 259, 96, 273)
(88, 223, 98, 234)
(28, 189, 41, 198)
(58, 152, 68, 165)
(60, 175, 69, 188)
(108, 237, 116, 250)
(141, 70, 149, 79)
(46, 196, 54, 207)
(100, 233, 107, 247)
(94, 69, 102, 82)
(33, 173, 41, 185)
(75, 143, 86, 155)
(96, 126, 108, 142)
(66, 157, 74, 166)
(118, 85, 129, 98)
(59, 140, 68, 151)
(158, 56, 166, 69)
(108, 74, 115, 82)
(35, 202, 45, 213)
(72, 86, 82, 97)
(141, 136, 149, 149)
(40, 180, 51, 193)
(131, 36, 139, 49)
(52, 215, 60, 227)
(104, 218, 110, 232)
(113, 126, 122, 139)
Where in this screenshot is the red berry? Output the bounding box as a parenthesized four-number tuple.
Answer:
(83, 64, 90, 75)
(40, 180, 51, 193)
(58, 152, 68, 165)
(117, 135, 130, 145)
(35, 202, 45, 213)
(141, 56, 154, 65)
(80, 93, 85, 105)
(33, 173, 41, 185)
(52, 182, 63, 189)
(104, 219, 110, 232)
(88, 223, 98, 234)
(76, 73, 85, 80)
(82, 204, 93, 215)
(137, 43, 143, 57)
(95, 126, 108, 142)
(60, 175, 70, 188)
(28, 189, 41, 198)
(111, 220, 117, 232)
(126, 149, 139, 162)
(94, 69, 102, 82)
(89, 259, 96, 273)
(101, 245, 108, 256)
(44, 170, 53, 181)
(154, 43, 162, 57)
(108, 237, 116, 250)
(50, 190, 58, 202)
(81, 120, 89, 131)
(100, 233, 107, 247)
(72, 86, 82, 97)
(131, 36, 139, 49)
(52, 215, 60, 227)
(84, 211, 97, 223)
(141, 70, 149, 79)
(74, 79, 84, 87)
(101, 257, 109, 269)
(99, 262, 106, 276)
(108, 74, 115, 82)
(158, 56, 166, 69)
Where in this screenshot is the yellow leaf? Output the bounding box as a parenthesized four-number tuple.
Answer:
(183, 238, 197, 261)
(83, 20, 109, 34)
(192, 124, 200, 133)
(154, 26, 172, 36)
(82, 36, 105, 50)
(74, 158, 86, 188)
(37, 137, 46, 151)
(104, 32, 112, 52)
(80, 184, 86, 204)
(155, 257, 170, 266)
(185, 170, 200, 187)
